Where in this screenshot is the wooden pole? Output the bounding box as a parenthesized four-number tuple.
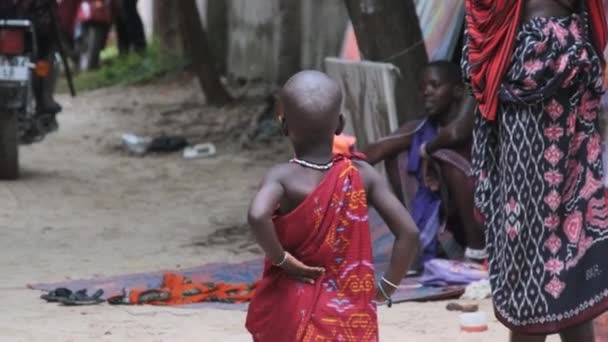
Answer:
(344, 0, 428, 123)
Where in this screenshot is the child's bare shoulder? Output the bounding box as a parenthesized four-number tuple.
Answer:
(352, 159, 381, 192)
(262, 162, 300, 183)
(352, 158, 374, 173)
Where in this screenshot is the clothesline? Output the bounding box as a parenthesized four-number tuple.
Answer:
(380, 39, 426, 63)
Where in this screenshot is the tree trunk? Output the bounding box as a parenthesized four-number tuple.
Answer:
(344, 0, 427, 124)
(178, 0, 233, 105)
(153, 0, 184, 58)
(276, 1, 302, 84)
(301, 0, 349, 70)
(206, 0, 228, 75)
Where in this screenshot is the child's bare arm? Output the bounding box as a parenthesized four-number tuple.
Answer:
(247, 168, 287, 264)
(248, 167, 325, 283)
(357, 162, 419, 297)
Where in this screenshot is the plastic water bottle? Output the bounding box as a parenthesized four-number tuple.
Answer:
(183, 143, 217, 159)
(121, 133, 151, 155)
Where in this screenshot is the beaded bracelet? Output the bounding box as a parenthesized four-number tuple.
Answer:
(273, 251, 289, 267)
(381, 276, 399, 290)
(377, 281, 393, 308)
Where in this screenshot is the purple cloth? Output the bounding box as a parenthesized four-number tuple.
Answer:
(407, 119, 437, 175)
(407, 119, 442, 263)
(420, 259, 488, 286)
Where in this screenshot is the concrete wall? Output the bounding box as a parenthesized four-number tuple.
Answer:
(138, 0, 348, 84)
(227, 0, 280, 82)
(227, 0, 348, 83)
(137, 0, 206, 36)
(301, 0, 349, 71)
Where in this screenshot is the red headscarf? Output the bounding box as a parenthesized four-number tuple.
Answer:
(465, 0, 608, 121)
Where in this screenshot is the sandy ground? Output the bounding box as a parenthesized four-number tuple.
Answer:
(0, 78, 561, 341)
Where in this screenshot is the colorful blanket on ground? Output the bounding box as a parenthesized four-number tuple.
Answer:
(122, 273, 256, 305)
(28, 207, 467, 309)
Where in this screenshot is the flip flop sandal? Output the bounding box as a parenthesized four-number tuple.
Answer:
(108, 289, 171, 305)
(137, 290, 171, 303)
(60, 289, 105, 306)
(107, 294, 128, 305)
(446, 302, 479, 312)
(183, 288, 202, 297)
(40, 288, 72, 302)
(147, 136, 189, 153)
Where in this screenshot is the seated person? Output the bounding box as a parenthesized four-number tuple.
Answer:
(362, 61, 486, 264)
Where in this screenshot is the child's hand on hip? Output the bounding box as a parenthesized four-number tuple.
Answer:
(280, 252, 325, 284)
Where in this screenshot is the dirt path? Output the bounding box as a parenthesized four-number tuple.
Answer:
(0, 80, 555, 341)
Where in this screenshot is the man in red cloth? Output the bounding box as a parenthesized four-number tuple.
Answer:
(245, 70, 419, 341)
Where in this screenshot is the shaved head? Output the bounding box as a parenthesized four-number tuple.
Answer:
(280, 70, 342, 146)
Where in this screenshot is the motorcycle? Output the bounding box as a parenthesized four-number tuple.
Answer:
(57, 0, 112, 71)
(0, 19, 59, 179)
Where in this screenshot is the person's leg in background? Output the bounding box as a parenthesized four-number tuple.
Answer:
(34, 33, 60, 133)
(559, 321, 595, 342)
(122, 0, 146, 53)
(113, 0, 130, 55)
(34, 29, 61, 118)
(438, 161, 485, 253)
(510, 332, 546, 342)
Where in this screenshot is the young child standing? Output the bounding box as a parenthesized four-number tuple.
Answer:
(245, 70, 419, 341)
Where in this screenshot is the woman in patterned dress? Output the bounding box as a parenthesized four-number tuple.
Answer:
(423, 0, 608, 341)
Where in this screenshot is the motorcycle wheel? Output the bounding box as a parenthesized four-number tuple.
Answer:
(0, 111, 19, 180)
(78, 24, 107, 72)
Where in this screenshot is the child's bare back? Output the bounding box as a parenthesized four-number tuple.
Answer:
(266, 159, 386, 216)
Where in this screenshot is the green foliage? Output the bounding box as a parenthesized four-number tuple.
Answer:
(58, 41, 189, 93)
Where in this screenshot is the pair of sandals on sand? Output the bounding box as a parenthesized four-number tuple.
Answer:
(40, 288, 105, 306)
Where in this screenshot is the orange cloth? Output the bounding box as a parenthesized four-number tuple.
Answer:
(341, 23, 361, 61)
(333, 134, 356, 154)
(128, 273, 257, 305)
